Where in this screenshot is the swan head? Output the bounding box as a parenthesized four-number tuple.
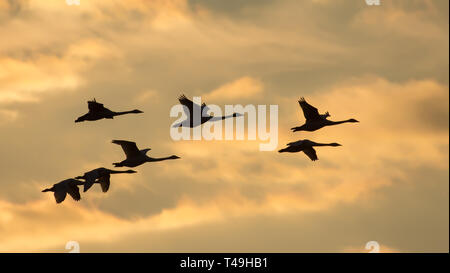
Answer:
(348, 118, 359, 123)
(232, 113, 244, 117)
(125, 170, 137, 173)
(330, 143, 342, 147)
(132, 109, 144, 114)
(170, 155, 180, 160)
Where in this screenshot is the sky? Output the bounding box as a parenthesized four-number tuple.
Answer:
(0, 0, 448, 252)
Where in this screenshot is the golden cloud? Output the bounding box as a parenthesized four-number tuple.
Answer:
(204, 76, 264, 101)
(0, 39, 120, 104)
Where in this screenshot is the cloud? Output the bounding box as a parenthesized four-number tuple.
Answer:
(204, 76, 263, 101)
(133, 90, 160, 104)
(0, 39, 120, 104)
(0, 56, 80, 103)
(352, 0, 447, 40)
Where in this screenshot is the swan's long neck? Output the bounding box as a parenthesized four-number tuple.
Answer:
(329, 119, 353, 125)
(113, 110, 139, 116)
(209, 114, 235, 122)
(147, 156, 176, 162)
(312, 142, 340, 147)
(108, 170, 133, 174)
(313, 143, 335, 147)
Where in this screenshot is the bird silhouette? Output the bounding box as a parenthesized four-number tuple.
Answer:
(172, 94, 243, 128)
(112, 140, 180, 167)
(278, 139, 341, 161)
(42, 179, 85, 204)
(75, 98, 143, 123)
(75, 167, 137, 192)
(291, 97, 359, 132)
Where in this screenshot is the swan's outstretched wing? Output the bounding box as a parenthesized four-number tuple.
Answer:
(83, 175, 96, 192)
(298, 97, 321, 121)
(67, 184, 81, 201)
(54, 190, 67, 203)
(178, 94, 210, 117)
(287, 140, 304, 146)
(98, 174, 111, 193)
(178, 94, 195, 115)
(87, 99, 107, 113)
(112, 140, 142, 159)
(303, 148, 318, 161)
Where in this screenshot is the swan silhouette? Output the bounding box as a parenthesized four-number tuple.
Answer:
(75, 98, 143, 123)
(42, 179, 85, 203)
(291, 97, 359, 132)
(172, 94, 243, 128)
(112, 140, 180, 167)
(278, 139, 341, 161)
(75, 167, 137, 192)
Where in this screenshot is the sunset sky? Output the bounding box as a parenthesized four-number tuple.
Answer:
(0, 0, 448, 252)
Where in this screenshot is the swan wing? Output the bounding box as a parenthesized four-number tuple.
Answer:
(87, 100, 107, 113)
(67, 184, 81, 201)
(112, 140, 141, 159)
(201, 103, 210, 116)
(54, 190, 67, 203)
(98, 174, 111, 193)
(303, 147, 318, 161)
(83, 176, 96, 192)
(287, 140, 304, 146)
(178, 94, 195, 116)
(178, 94, 209, 117)
(298, 97, 321, 121)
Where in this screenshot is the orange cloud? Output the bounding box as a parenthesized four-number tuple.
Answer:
(0, 39, 120, 104)
(204, 76, 264, 101)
